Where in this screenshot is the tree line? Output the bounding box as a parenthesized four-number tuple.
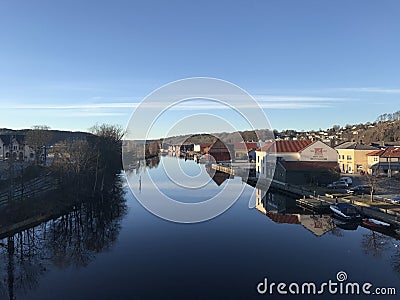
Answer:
(51, 124, 124, 196)
(376, 111, 400, 122)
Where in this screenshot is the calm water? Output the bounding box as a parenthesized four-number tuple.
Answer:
(1, 156, 400, 299)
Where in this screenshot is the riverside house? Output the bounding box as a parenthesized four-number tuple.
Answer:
(256, 140, 339, 185)
(231, 142, 257, 162)
(367, 146, 400, 176)
(205, 139, 234, 163)
(335, 142, 378, 174)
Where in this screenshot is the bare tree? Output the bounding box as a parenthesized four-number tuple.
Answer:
(52, 139, 94, 177)
(25, 125, 52, 165)
(365, 166, 380, 202)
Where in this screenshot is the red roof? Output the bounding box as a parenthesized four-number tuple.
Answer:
(266, 213, 300, 224)
(231, 142, 257, 151)
(367, 150, 384, 156)
(367, 147, 400, 158)
(259, 140, 313, 153)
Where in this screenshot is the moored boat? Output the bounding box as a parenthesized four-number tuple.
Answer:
(331, 216, 359, 230)
(330, 203, 362, 221)
(362, 218, 392, 234)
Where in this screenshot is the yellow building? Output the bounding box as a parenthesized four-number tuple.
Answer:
(335, 142, 377, 174)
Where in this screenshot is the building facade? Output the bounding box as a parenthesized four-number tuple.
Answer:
(0, 135, 34, 161)
(335, 142, 378, 174)
(367, 146, 400, 175)
(256, 140, 338, 179)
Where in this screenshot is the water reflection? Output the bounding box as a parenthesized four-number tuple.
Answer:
(0, 177, 126, 300)
(2, 157, 400, 299)
(255, 187, 337, 237)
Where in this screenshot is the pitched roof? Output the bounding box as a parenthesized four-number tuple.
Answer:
(367, 150, 385, 156)
(335, 142, 377, 150)
(265, 213, 300, 225)
(0, 134, 25, 146)
(231, 142, 257, 151)
(380, 147, 400, 158)
(259, 140, 313, 153)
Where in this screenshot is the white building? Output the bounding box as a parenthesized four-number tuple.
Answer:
(256, 140, 338, 179)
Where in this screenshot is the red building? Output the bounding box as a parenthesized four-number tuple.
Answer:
(205, 139, 233, 162)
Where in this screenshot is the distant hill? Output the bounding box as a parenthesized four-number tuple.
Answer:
(341, 120, 400, 145)
(162, 129, 274, 145)
(0, 128, 93, 145)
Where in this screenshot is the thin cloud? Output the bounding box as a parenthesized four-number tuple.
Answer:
(0, 97, 334, 114)
(0, 102, 139, 109)
(254, 95, 351, 102)
(0, 94, 346, 112)
(339, 87, 400, 94)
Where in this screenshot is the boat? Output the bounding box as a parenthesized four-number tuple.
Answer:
(330, 203, 362, 221)
(331, 216, 359, 230)
(362, 218, 392, 234)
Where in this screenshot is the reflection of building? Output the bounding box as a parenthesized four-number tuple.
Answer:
(335, 142, 377, 173)
(367, 146, 400, 175)
(255, 188, 336, 236)
(299, 215, 335, 237)
(205, 166, 231, 186)
(255, 188, 297, 214)
(256, 140, 339, 185)
(255, 189, 300, 224)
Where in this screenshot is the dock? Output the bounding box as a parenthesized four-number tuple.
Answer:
(296, 196, 331, 213)
(211, 163, 400, 229)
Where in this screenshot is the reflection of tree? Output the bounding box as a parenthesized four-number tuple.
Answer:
(391, 249, 400, 273)
(146, 156, 160, 169)
(361, 231, 391, 257)
(0, 177, 127, 299)
(329, 227, 344, 237)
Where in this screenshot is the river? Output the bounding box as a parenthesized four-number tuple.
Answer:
(1, 155, 400, 299)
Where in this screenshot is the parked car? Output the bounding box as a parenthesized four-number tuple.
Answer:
(347, 185, 372, 195)
(327, 181, 349, 189)
(340, 177, 353, 186)
(390, 196, 400, 204)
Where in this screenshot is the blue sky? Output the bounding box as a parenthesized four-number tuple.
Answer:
(0, 0, 399, 138)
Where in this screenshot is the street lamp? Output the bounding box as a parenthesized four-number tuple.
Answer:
(388, 154, 392, 178)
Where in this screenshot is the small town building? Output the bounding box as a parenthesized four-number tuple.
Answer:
(256, 140, 339, 185)
(193, 143, 210, 154)
(335, 142, 378, 174)
(367, 146, 400, 176)
(0, 134, 34, 161)
(231, 142, 257, 161)
(205, 139, 233, 163)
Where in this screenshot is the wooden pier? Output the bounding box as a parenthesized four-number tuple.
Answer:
(211, 163, 400, 229)
(296, 196, 331, 213)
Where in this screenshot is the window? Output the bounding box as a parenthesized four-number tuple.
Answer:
(257, 166, 260, 173)
(347, 155, 352, 160)
(257, 156, 259, 163)
(262, 167, 264, 174)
